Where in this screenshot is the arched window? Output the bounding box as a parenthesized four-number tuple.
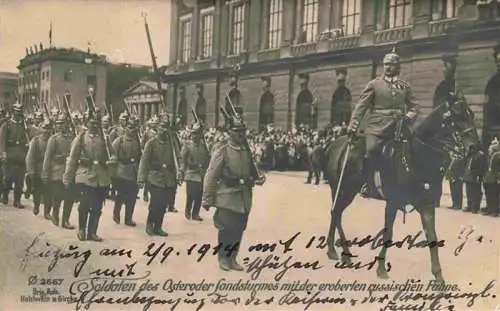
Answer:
(259, 90, 275, 130)
(295, 89, 313, 128)
(331, 86, 352, 125)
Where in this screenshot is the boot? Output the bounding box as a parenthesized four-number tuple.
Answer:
(43, 204, 52, 220)
(124, 203, 136, 227)
(87, 211, 103, 242)
(77, 208, 88, 241)
(219, 256, 232, 271)
(145, 222, 155, 236)
(112, 201, 121, 224)
(360, 157, 375, 198)
(13, 200, 25, 209)
(185, 197, 192, 220)
(61, 202, 75, 230)
(168, 206, 178, 213)
(2, 192, 8, 205)
(230, 253, 244, 271)
(33, 204, 39, 215)
(154, 211, 168, 237)
(51, 204, 60, 227)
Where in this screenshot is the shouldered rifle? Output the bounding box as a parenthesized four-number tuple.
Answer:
(191, 105, 209, 150)
(87, 89, 111, 160)
(61, 94, 78, 135)
(36, 98, 50, 120)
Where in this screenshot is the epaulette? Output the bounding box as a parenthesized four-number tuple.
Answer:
(396, 79, 410, 89)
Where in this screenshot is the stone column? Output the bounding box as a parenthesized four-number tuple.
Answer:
(248, 0, 262, 62)
(169, 1, 179, 65)
(412, 0, 431, 39)
(211, 0, 223, 68)
(281, 0, 297, 58)
(192, 2, 200, 61)
(318, 0, 331, 32)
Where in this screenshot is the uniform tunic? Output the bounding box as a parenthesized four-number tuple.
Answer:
(138, 136, 177, 188)
(42, 133, 72, 182)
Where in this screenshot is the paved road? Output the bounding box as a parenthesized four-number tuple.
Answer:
(1, 173, 499, 311)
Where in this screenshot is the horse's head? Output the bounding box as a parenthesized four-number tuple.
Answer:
(415, 91, 480, 159)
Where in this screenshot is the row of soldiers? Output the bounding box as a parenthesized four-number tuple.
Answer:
(1, 101, 265, 271)
(444, 137, 500, 216)
(0, 103, 212, 241)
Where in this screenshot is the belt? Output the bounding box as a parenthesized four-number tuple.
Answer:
(78, 159, 106, 167)
(118, 158, 137, 164)
(222, 176, 252, 187)
(151, 163, 173, 170)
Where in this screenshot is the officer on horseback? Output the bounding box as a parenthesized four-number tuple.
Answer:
(347, 47, 420, 197)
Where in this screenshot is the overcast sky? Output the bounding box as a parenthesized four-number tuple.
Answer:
(0, 0, 171, 72)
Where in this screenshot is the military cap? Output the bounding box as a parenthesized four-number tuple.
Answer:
(158, 116, 170, 129)
(34, 111, 43, 118)
(51, 108, 59, 115)
(149, 115, 160, 125)
(229, 117, 246, 132)
(127, 116, 139, 129)
(383, 46, 400, 64)
(41, 120, 53, 129)
(12, 103, 23, 112)
(55, 113, 66, 124)
(119, 112, 129, 121)
(190, 122, 202, 133)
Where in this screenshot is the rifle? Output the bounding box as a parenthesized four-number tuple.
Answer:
(142, 13, 182, 179)
(87, 88, 111, 159)
(61, 94, 77, 135)
(37, 98, 50, 121)
(221, 96, 265, 181)
(191, 106, 208, 151)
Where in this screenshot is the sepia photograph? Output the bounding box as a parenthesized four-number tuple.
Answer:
(1, 0, 500, 310)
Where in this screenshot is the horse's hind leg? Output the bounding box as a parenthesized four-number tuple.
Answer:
(376, 200, 399, 279)
(327, 188, 357, 263)
(418, 203, 445, 283)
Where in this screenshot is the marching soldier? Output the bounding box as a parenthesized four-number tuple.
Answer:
(25, 120, 52, 216)
(347, 48, 419, 197)
(463, 144, 485, 213)
(42, 114, 75, 229)
(481, 137, 500, 217)
(111, 117, 141, 226)
(444, 146, 466, 210)
(109, 112, 129, 143)
(63, 109, 113, 241)
(202, 116, 265, 271)
(138, 116, 181, 236)
(141, 115, 159, 202)
(0, 103, 29, 208)
(179, 123, 209, 221)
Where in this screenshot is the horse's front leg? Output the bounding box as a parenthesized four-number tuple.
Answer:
(418, 203, 445, 283)
(376, 200, 399, 279)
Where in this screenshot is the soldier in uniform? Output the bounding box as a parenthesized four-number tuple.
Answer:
(141, 116, 159, 202)
(444, 146, 466, 210)
(109, 112, 128, 143)
(25, 120, 52, 216)
(179, 123, 209, 221)
(138, 116, 181, 236)
(63, 109, 112, 241)
(481, 137, 500, 216)
(463, 144, 485, 213)
(202, 116, 265, 271)
(0, 103, 29, 207)
(347, 48, 419, 196)
(111, 117, 141, 226)
(305, 137, 323, 185)
(42, 114, 75, 229)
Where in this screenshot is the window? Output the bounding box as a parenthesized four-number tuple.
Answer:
(42, 71, 45, 80)
(231, 3, 245, 55)
(267, 0, 283, 49)
(300, 0, 319, 43)
(341, 0, 361, 35)
(179, 16, 192, 63)
(431, 0, 457, 20)
(387, 0, 412, 28)
(46, 70, 50, 79)
(200, 12, 214, 59)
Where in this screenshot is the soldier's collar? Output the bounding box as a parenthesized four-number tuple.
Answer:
(228, 142, 242, 150)
(383, 75, 399, 83)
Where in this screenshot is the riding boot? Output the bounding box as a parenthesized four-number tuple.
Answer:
(185, 195, 193, 220)
(229, 249, 244, 271)
(154, 211, 168, 237)
(51, 204, 60, 227)
(43, 203, 52, 220)
(61, 202, 75, 230)
(112, 200, 121, 224)
(218, 230, 231, 271)
(77, 208, 88, 241)
(124, 202, 136, 227)
(87, 211, 103, 242)
(360, 157, 374, 197)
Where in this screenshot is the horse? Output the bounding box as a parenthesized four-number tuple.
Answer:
(324, 95, 479, 283)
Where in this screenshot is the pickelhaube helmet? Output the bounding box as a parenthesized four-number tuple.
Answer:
(51, 108, 59, 115)
(190, 122, 202, 133)
(127, 116, 139, 129)
(119, 112, 129, 122)
(55, 113, 66, 125)
(87, 108, 102, 123)
(12, 103, 23, 112)
(229, 116, 246, 132)
(149, 115, 160, 125)
(158, 115, 170, 129)
(34, 111, 43, 118)
(41, 120, 53, 130)
(102, 114, 111, 123)
(383, 46, 400, 64)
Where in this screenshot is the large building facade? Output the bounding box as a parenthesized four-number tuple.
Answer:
(18, 46, 107, 113)
(165, 0, 500, 142)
